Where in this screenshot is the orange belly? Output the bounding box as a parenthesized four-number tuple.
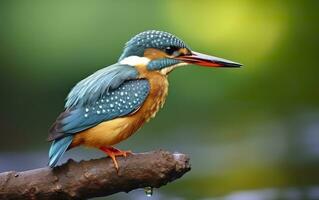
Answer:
(70, 71, 168, 148)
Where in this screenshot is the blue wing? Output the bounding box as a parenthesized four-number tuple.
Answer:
(48, 64, 150, 140)
(48, 80, 150, 167)
(65, 64, 139, 108)
(48, 64, 150, 167)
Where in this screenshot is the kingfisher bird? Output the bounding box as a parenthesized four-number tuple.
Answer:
(48, 30, 241, 170)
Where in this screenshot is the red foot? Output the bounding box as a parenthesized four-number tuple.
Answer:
(99, 146, 132, 171)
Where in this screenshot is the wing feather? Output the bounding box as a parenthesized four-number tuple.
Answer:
(65, 64, 138, 108)
(48, 64, 150, 141)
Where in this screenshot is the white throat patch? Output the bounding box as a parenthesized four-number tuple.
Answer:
(119, 56, 150, 66)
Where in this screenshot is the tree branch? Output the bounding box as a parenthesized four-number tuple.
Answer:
(0, 150, 191, 200)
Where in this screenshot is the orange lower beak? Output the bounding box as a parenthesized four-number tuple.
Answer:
(177, 51, 242, 68)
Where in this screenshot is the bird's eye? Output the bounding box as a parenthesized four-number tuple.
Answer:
(165, 46, 179, 56)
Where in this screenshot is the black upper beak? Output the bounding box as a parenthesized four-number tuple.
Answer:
(177, 51, 242, 68)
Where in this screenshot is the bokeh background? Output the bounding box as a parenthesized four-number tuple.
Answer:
(1, 0, 319, 199)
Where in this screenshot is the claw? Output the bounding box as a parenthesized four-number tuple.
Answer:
(99, 146, 132, 171)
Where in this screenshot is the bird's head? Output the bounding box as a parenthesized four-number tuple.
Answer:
(118, 30, 241, 75)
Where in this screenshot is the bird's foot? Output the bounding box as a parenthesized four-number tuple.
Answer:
(99, 146, 132, 171)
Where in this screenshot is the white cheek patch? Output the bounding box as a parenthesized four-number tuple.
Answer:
(119, 56, 150, 66)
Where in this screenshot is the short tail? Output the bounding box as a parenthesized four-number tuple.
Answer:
(48, 135, 73, 168)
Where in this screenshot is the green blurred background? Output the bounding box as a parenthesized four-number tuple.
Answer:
(1, 0, 319, 199)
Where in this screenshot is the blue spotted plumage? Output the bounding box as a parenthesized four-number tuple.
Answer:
(48, 63, 150, 167)
(48, 30, 242, 169)
(119, 30, 189, 61)
(53, 79, 150, 135)
(65, 64, 139, 108)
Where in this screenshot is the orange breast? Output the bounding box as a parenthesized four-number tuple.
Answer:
(71, 70, 169, 148)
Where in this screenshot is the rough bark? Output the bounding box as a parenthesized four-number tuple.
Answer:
(0, 150, 190, 200)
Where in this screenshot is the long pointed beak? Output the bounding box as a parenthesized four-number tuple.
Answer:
(177, 51, 242, 68)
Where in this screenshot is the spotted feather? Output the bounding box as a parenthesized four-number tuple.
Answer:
(65, 64, 139, 108)
(48, 79, 150, 140)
